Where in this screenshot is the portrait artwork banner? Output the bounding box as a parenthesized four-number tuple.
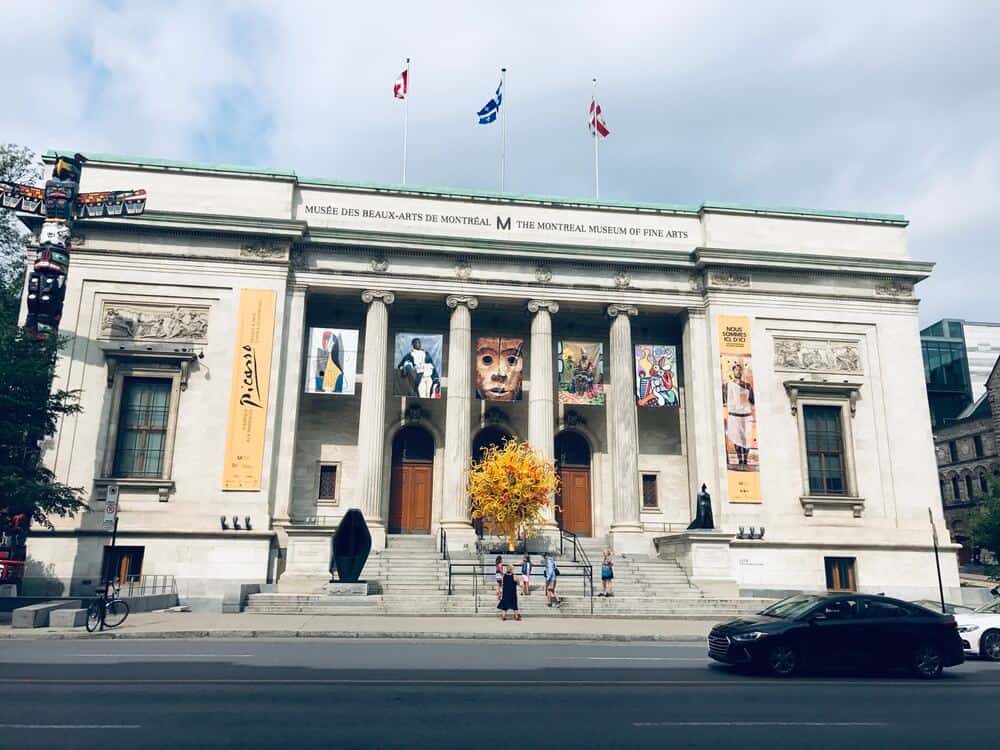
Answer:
(719, 315, 762, 503)
(305, 327, 359, 395)
(557, 340, 606, 406)
(394, 332, 443, 399)
(635, 344, 679, 407)
(475, 336, 524, 401)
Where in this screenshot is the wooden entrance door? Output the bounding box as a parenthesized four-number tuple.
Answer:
(558, 468, 592, 536)
(388, 426, 434, 534)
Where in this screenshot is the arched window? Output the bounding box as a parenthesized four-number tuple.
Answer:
(966, 475, 975, 499)
(952, 476, 961, 500)
(981, 474, 990, 495)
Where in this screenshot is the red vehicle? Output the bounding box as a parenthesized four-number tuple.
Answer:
(0, 514, 28, 590)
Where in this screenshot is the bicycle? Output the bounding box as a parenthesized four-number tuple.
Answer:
(85, 582, 130, 632)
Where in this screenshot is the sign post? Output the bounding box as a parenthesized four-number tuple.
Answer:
(103, 485, 120, 602)
(928, 507, 945, 613)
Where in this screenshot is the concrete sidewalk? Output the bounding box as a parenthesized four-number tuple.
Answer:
(0, 611, 718, 642)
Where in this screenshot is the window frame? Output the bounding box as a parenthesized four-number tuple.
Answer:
(640, 472, 660, 511)
(824, 557, 858, 592)
(315, 461, 342, 509)
(112, 377, 173, 479)
(802, 404, 848, 497)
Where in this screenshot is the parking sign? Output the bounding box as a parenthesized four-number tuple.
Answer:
(103, 484, 119, 532)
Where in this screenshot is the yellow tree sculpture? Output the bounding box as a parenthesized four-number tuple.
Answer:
(468, 439, 559, 552)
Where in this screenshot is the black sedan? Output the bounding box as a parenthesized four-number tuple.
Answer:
(708, 592, 965, 678)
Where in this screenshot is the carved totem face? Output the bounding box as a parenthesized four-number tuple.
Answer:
(475, 336, 524, 401)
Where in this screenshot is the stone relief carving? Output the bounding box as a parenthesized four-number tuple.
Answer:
(370, 256, 389, 273)
(454, 260, 472, 279)
(100, 303, 209, 342)
(446, 295, 479, 310)
(773, 338, 862, 375)
(535, 264, 553, 283)
(708, 270, 751, 288)
(483, 406, 509, 424)
(526, 300, 559, 315)
(688, 272, 705, 292)
(289, 248, 308, 270)
(404, 403, 428, 422)
(613, 270, 631, 289)
(361, 289, 395, 305)
(240, 242, 288, 259)
(563, 410, 587, 428)
(606, 303, 638, 318)
(874, 279, 914, 298)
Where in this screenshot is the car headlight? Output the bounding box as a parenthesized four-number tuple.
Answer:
(731, 631, 769, 642)
(957, 625, 980, 633)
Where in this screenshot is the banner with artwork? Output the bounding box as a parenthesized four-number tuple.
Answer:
(719, 315, 761, 502)
(305, 327, 359, 395)
(635, 344, 679, 407)
(394, 332, 443, 398)
(475, 336, 524, 401)
(222, 289, 276, 491)
(557, 340, 606, 405)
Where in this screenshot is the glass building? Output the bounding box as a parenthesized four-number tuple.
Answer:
(921, 319, 973, 427)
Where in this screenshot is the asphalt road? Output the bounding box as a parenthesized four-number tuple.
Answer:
(1, 638, 997, 749)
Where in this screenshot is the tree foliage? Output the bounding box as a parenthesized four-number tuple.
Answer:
(468, 439, 559, 551)
(0, 144, 84, 532)
(969, 475, 1000, 567)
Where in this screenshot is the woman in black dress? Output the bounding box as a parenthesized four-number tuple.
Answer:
(497, 564, 521, 621)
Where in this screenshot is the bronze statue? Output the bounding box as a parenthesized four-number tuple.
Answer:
(687, 484, 715, 530)
(330, 509, 372, 583)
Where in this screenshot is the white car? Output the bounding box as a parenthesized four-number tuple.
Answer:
(955, 598, 1000, 661)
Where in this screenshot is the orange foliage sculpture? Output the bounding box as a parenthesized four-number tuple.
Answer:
(468, 439, 559, 552)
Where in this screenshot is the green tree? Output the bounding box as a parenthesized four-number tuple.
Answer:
(0, 144, 85, 533)
(969, 476, 1000, 571)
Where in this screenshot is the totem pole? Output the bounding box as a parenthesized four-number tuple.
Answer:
(0, 152, 147, 335)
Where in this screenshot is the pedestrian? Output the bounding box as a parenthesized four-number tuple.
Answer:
(599, 549, 614, 597)
(495, 555, 503, 600)
(520, 554, 532, 596)
(544, 552, 560, 607)
(498, 564, 521, 621)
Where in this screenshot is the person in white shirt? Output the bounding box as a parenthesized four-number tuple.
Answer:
(723, 362, 755, 467)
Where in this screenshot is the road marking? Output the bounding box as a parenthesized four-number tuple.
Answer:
(548, 657, 707, 661)
(634, 721, 887, 727)
(0, 724, 142, 729)
(72, 653, 254, 658)
(4, 678, 998, 687)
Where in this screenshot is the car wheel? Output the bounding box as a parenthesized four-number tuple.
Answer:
(765, 643, 799, 677)
(981, 631, 1000, 662)
(911, 643, 943, 678)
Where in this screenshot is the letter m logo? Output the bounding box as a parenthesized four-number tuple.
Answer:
(496, 215, 511, 231)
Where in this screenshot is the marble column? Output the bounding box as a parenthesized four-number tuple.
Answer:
(272, 284, 308, 524)
(527, 300, 560, 532)
(682, 308, 719, 525)
(441, 294, 479, 551)
(606, 303, 646, 553)
(357, 289, 395, 550)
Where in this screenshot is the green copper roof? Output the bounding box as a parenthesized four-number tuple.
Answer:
(45, 150, 908, 225)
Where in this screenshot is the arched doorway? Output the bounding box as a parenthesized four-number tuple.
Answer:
(471, 426, 513, 536)
(388, 425, 434, 534)
(555, 431, 592, 536)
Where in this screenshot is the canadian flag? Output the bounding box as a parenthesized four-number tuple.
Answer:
(394, 66, 408, 99)
(589, 98, 610, 138)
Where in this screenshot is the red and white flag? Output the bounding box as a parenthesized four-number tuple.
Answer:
(588, 98, 610, 138)
(394, 66, 408, 99)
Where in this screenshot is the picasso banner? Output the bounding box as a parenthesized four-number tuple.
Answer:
(635, 344, 679, 407)
(222, 289, 277, 491)
(719, 316, 761, 502)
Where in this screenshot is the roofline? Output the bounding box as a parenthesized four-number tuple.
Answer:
(45, 149, 909, 226)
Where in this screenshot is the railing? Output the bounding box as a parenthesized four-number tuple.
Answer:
(439, 527, 449, 561)
(558, 530, 594, 614)
(640, 521, 690, 535)
(117, 574, 177, 597)
(447, 557, 594, 615)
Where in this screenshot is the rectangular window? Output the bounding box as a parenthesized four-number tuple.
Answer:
(113, 378, 172, 478)
(824, 557, 857, 592)
(952, 476, 961, 500)
(318, 464, 339, 501)
(982, 475, 990, 495)
(804, 405, 846, 495)
(949, 441, 959, 463)
(966, 475, 975, 499)
(974, 435, 984, 458)
(641, 474, 659, 509)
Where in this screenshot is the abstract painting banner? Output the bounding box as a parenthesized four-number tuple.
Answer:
(475, 336, 524, 401)
(557, 340, 606, 405)
(222, 289, 277, 491)
(719, 316, 762, 503)
(305, 328, 359, 395)
(394, 332, 443, 398)
(635, 344, 679, 407)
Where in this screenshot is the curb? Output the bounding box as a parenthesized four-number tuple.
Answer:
(0, 629, 708, 643)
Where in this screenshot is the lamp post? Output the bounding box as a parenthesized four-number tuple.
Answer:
(929, 507, 946, 613)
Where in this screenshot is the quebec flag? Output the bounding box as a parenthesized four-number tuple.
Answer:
(477, 79, 503, 124)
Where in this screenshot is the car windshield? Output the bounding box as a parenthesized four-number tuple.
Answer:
(759, 594, 825, 619)
(974, 599, 1000, 614)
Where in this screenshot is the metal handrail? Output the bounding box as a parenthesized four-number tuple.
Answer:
(119, 574, 177, 597)
(448, 558, 594, 613)
(558, 531, 594, 614)
(439, 527, 449, 561)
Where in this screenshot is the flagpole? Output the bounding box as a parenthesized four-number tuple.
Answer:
(402, 58, 410, 185)
(500, 67, 507, 192)
(593, 77, 600, 200)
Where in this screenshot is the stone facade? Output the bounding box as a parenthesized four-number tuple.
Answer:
(16, 151, 961, 608)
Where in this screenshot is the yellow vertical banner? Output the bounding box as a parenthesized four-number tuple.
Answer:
(222, 289, 277, 491)
(718, 315, 762, 502)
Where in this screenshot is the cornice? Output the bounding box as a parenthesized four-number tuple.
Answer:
(694, 247, 933, 279)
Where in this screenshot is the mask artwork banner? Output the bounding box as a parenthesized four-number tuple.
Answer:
(222, 289, 276, 491)
(635, 344, 679, 407)
(719, 315, 762, 503)
(305, 328, 359, 395)
(475, 336, 524, 401)
(557, 340, 605, 405)
(394, 332, 443, 399)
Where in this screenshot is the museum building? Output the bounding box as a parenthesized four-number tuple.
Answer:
(20, 151, 960, 608)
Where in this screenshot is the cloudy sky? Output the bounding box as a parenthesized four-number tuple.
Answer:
(2, 1, 997, 323)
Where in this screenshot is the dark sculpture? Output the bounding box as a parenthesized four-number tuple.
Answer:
(330, 509, 372, 583)
(687, 484, 715, 530)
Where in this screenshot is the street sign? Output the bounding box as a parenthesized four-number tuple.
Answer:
(103, 484, 119, 532)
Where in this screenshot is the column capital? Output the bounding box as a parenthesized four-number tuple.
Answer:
(362, 289, 395, 305)
(527, 299, 559, 315)
(606, 303, 638, 318)
(446, 294, 479, 310)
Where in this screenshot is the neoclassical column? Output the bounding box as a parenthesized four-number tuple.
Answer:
(681, 308, 718, 524)
(272, 283, 308, 524)
(527, 300, 560, 531)
(441, 295, 479, 550)
(606, 303, 645, 553)
(356, 289, 395, 548)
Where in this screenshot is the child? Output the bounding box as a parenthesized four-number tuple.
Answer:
(520, 554, 532, 596)
(495, 555, 503, 600)
(600, 549, 614, 597)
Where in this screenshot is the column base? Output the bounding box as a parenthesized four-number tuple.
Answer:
(368, 523, 387, 552)
(439, 523, 478, 555)
(609, 525, 650, 555)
